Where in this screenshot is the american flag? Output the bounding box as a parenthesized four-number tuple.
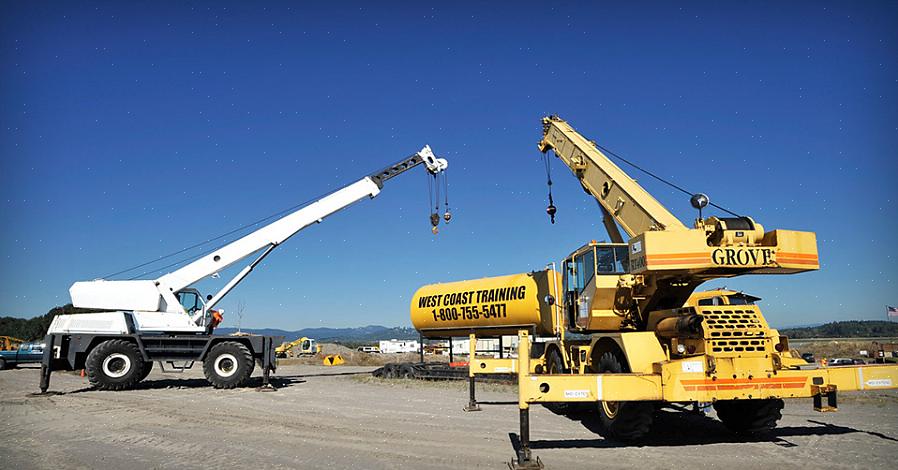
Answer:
(888, 306, 898, 317)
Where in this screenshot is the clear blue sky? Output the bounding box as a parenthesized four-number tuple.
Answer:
(1, 2, 896, 329)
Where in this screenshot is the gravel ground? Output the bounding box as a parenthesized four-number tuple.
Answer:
(2, 364, 897, 469)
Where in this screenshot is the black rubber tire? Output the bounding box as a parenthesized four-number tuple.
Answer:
(0, 358, 7, 370)
(203, 341, 254, 389)
(594, 351, 654, 441)
(546, 348, 566, 374)
(138, 361, 154, 382)
(543, 348, 571, 413)
(399, 364, 416, 379)
(85, 339, 145, 391)
(713, 399, 784, 434)
(383, 364, 398, 379)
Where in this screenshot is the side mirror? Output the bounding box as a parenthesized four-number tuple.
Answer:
(544, 295, 555, 306)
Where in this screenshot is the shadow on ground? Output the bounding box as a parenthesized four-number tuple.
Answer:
(510, 406, 898, 452)
(30, 374, 308, 396)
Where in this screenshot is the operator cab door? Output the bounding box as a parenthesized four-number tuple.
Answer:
(564, 248, 595, 329)
(175, 289, 205, 315)
(563, 244, 630, 329)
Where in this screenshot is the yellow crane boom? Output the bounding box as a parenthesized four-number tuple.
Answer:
(538, 115, 687, 240)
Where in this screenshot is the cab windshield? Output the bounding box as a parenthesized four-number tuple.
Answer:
(563, 245, 629, 294)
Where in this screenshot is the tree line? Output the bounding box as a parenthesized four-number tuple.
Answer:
(781, 320, 898, 339)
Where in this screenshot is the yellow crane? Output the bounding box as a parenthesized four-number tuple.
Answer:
(410, 116, 898, 469)
(275, 337, 321, 358)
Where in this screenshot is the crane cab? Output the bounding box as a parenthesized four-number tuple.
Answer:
(561, 242, 631, 332)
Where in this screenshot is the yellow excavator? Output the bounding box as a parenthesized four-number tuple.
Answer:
(275, 337, 321, 358)
(1, 336, 25, 351)
(410, 116, 898, 468)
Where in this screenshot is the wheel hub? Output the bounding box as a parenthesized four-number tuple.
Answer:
(214, 353, 238, 378)
(102, 353, 132, 378)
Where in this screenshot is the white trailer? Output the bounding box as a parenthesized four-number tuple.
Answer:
(378, 339, 420, 354)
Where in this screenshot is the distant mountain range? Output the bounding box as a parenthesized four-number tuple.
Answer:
(216, 325, 420, 342)
(780, 320, 898, 339)
(218, 320, 898, 343)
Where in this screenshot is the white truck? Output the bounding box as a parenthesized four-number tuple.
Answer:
(39, 146, 448, 392)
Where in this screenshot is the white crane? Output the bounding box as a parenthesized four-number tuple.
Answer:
(41, 146, 447, 392)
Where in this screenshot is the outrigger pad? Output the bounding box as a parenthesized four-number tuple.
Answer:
(508, 456, 544, 470)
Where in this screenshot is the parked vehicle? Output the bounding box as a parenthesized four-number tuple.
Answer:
(801, 352, 816, 363)
(0, 342, 44, 370)
(827, 358, 854, 366)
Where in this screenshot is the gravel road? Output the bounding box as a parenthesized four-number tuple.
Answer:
(2, 364, 897, 469)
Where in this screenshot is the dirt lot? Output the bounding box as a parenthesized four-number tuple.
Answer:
(2, 364, 898, 469)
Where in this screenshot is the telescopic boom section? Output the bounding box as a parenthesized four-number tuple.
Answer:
(69, 145, 447, 316)
(538, 115, 687, 239)
(159, 145, 446, 293)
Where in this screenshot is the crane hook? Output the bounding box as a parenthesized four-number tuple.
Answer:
(430, 212, 440, 235)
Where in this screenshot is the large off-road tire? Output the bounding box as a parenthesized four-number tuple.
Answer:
(595, 351, 654, 441)
(713, 398, 784, 434)
(383, 363, 398, 379)
(138, 361, 154, 382)
(203, 341, 254, 389)
(399, 364, 416, 379)
(85, 339, 145, 391)
(546, 348, 566, 374)
(543, 348, 571, 413)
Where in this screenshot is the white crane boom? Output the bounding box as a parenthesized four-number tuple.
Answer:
(63, 145, 447, 334)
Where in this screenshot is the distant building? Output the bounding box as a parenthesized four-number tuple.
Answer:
(379, 339, 420, 354)
(432, 335, 520, 358)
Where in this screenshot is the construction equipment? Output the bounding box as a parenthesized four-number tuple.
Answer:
(39, 145, 449, 393)
(322, 354, 345, 366)
(0, 336, 25, 351)
(275, 337, 321, 358)
(410, 116, 897, 468)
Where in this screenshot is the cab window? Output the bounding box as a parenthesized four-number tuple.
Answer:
(614, 246, 629, 273)
(177, 292, 202, 313)
(596, 246, 629, 274)
(596, 247, 615, 274)
(565, 249, 595, 294)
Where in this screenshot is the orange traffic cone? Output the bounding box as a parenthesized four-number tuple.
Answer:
(80, 369, 85, 378)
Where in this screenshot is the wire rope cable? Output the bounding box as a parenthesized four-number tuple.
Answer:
(591, 143, 742, 218)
